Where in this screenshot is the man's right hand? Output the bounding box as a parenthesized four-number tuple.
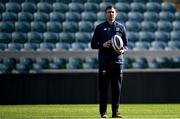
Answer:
(103, 40, 112, 48)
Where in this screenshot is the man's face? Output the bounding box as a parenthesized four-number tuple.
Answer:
(105, 8, 117, 22)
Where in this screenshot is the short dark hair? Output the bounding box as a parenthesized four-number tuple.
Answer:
(105, 5, 116, 12)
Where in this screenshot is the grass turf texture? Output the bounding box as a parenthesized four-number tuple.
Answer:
(0, 104, 180, 119)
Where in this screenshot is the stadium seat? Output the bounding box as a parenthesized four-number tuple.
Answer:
(0, 43, 7, 51)
(168, 40, 180, 48)
(155, 31, 170, 42)
(84, 57, 97, 65)
(69, 42, 87, 51)
(155, 57, 172, 68)
(48, 60, 60, 69)
(34, 12, 49, 22)
(131, 57, 148, 69)
(28, 32, 43, 43)
(50, 57, 67, 69)
(15, 63, 30, 73)
(0, 63, 11, 74)
(37, 42, 55, 51)
(166, 45, 176, 52)
(18, 0, 29, 3)
(128, 12, 144, 22)
(148, 0, 162, 3)
(82, 62, 94, 69)
(84, 2, 99, 13)
(116, 12, 128, 23)
(37, 2, 52, 13)
(161, 2, 176, 13)
(15, 21, 31, 32)
(144, 12, 159, 22)
(62, 21, 78, 32)
(87, 0, 101, 3)
(32, 63, 43, 71)
(0, 3, 5, 13)
(97, 11, 106, 21)
(133, 41, 150, 50)
(141, 21, 157, 32)
(130, 2, 146, 12)
(159, 11, 175, 22)
(2, 57, 16, 68)
(21, 2, 37, 13)
(72, 0, 87, 3)
(126, 41, 135, 50)
(149, 41, 166, 50)
(53, 43, 71, 51)
(81, 11, 97, 22)
(31, 21, 46, 32)
(173, 21, 180, 31)
(166, 40, 180, 50)
(43, 32, 59, 43)
(49, 12, 65, 22)
(47, 21, 62, 33)
(125, 21, 141, 32)
(123, 57, 132, 69)
(35, 57, 50, 69)
(60, 32, 75, 43)
(5, 2, 21, 13)
(78, 21, 94, 32)
(126, 31, 139, 43)
(84, 42, 93, 51)
(146, 2, 161, 12)
(94, 20, 103, 27)
(65, 12, 81, 22)
(0, 22, 14, 33)
(170, 31, 180, 41)
(172, 57, 180, 68)
(2, 12, 17, 21)
(66, 57, 82, 69)
(18, 12, 34, 22)
(18, 57, 32, 67)
(75, 32, 91, 43)
(52, 2, 68, 12)
(175, 12, 180, 20)
(158, 21, 173, 32)
(148, 60, 160, 69)
(68, 2, 84, 12)
(12, 32, 27, 43)
(55, 0, 71, 3)
(133, 0, 147, 3)
(99, 2, 113, 11)
(139, 31, 154, 42)
(115, 2, 130, 13)
(6, 43, 23, 51)
(1, 57, 16, 73)
(22, 43, 39, 51)
(83, 57, 98, 69)
(0, 33, 12, 43)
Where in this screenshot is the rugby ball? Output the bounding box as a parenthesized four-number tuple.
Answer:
(111, 34, 123, 52)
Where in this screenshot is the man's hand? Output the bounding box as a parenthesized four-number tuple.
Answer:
(117, 49, 124, 55)
(103, 40, 112, 48)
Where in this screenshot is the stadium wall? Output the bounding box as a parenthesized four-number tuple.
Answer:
(0, 70, 180, 104)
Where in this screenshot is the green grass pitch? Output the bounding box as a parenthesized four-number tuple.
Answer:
(0, 104, 180, 119)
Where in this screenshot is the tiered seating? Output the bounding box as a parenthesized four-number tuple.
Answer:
(0, 0, 180, 73)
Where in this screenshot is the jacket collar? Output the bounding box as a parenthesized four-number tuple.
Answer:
(105, 20, 116, 26)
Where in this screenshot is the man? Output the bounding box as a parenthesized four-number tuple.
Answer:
(91, 6, 128, 118)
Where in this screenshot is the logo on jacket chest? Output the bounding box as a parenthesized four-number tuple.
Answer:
(116, 27, 122, 37)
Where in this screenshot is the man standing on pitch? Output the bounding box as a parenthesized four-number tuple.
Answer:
(91, 6, 128, 118)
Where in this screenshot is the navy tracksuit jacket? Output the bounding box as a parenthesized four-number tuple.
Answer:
(91, 21, 128, 114)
